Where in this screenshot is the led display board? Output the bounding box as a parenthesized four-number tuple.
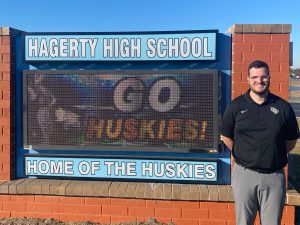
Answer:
(23, 70, 218, 153)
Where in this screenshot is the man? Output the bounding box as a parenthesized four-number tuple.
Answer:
(220, 60, 299, 225)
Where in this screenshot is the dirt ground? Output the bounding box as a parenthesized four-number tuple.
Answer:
(0, 218, 173, 225)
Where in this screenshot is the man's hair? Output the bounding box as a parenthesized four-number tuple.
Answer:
(248, 60, 270, 76)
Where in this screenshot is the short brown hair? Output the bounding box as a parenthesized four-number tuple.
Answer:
(248, 60, 270, 76)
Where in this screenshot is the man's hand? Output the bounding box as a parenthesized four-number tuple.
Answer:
(221, 135, 234, 151)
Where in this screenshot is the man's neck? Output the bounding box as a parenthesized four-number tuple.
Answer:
(249, 90, 268, 105)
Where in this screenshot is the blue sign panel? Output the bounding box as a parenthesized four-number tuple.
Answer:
(24, 32, 217, 61)
(25, 156, 217, 182)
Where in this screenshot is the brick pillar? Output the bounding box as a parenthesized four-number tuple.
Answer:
(227, 24, 291, 100)
(0, 27, 16, 180)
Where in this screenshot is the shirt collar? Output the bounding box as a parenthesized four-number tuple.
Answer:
(244, 89, 275, 104)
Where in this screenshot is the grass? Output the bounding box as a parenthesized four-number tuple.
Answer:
(291, 91, 300, 98)
(283, 79, 300, 223)
(289, 118, 300, 190)
(289, 79, 300, 192)
(290, 79, 300, 99)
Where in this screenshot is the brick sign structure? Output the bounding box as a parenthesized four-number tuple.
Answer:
(0, 24, 299, 225)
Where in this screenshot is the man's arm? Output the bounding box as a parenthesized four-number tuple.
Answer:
(285, 105, 299, 153)
(286, 139, 298, 153)
(221, 135, 234, 151)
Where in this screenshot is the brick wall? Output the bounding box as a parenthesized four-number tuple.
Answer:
(0, 195, 295, 225)
(228, 24, 291, 100)
(0, 27, 16, 180)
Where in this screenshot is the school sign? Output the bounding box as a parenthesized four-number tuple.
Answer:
(25, 32, 216, 61)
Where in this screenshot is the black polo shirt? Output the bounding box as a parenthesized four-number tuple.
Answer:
(221, 90, 299, 171)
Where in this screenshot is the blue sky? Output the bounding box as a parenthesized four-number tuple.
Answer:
(1, 0, 299, 68)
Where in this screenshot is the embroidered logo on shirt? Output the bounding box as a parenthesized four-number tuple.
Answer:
(270, 107, 279, 114)
(241, 110, 248, 114)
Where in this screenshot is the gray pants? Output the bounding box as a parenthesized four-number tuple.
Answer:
(232, 163, 286, 225)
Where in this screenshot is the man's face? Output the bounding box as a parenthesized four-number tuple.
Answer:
(247, 67, 270, 95)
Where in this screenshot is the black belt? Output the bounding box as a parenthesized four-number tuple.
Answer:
(249, 168, 281, 174)
(235, 161, 281, 174)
